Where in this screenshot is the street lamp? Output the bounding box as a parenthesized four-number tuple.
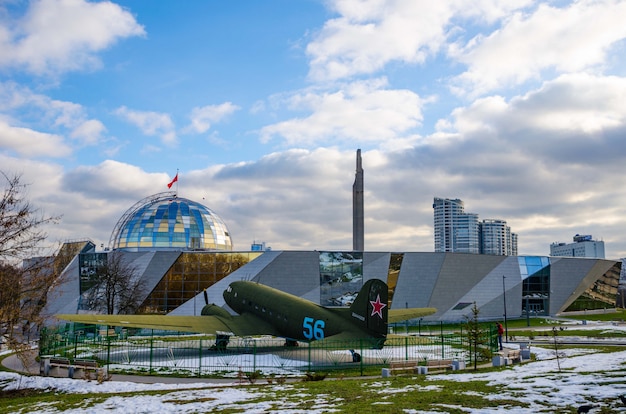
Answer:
(502, 275, 508, 343)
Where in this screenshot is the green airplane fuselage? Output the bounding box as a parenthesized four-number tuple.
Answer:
(224, 281, 382, 342)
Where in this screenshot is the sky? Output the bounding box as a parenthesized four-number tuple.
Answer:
(1, 0, 626, 258)
(3, 326, 626, 412)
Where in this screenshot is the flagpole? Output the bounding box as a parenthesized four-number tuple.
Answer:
(175, 168, 179, 197)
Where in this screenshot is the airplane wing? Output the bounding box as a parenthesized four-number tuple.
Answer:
(56, 313, 280, 337)
(388, 307, 437, 324)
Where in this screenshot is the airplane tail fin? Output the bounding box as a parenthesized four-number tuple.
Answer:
(349, 278, 388, 338)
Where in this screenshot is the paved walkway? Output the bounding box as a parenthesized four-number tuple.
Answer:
(2, 350, 40, 375)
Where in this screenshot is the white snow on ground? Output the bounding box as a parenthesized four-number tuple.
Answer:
(426, 347, 626, 413)
(3, 322, 626, 413)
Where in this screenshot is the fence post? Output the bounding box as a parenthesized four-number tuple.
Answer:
(441, 322, 445, 360)
(198, 339, 202, 377)
(73, 332, 78, 359)
(106, 334, 111, 368)
(149, 330, 154, 375)
(253, 340, 257, 373)
(359, 339, 364, 376)
(405, 336, 409, 361)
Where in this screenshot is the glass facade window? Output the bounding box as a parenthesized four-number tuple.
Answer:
(78, 252, 107, 297)
(564, 262, 620, 312)
(386, 253, 403, 308)
(519, 256, 550, 316)
(319, 252, 363, 306)
(138, 252, 261, 314)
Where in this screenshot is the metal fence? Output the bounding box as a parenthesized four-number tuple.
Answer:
(40, 325, 498, 378)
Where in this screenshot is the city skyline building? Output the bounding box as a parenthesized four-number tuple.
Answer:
(511, 233, 519, 256)
(481, 219, 518, 256)
(550, 234, 605, 258)
(433, 197, 468, 252)
(433, 197, 518, 255)
(455, 212, 481, 254)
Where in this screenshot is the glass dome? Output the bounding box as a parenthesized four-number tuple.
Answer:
(110, 193, 232, 251)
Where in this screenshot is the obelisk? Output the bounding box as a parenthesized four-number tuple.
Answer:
(353, 149, 364, 251)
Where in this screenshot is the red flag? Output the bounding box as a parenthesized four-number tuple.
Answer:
(167, 173, 178, 189)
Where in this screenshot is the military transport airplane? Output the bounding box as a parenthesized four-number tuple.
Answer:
(57, 279, 436, 348)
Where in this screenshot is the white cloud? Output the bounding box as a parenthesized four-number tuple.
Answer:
(259, 78, 426, 146)
(70, 119, 106, 144)
(448, 73, 626, 147)
(0, 0, 145, 76)
(510, 73, 626, 133)
(450, 0, 626, 96)
(115, 106, 177, 145)
(64, 159, 173, 198)
(0, 82, 105, 146)
(186, 102, 240, 134)
(0, 120, 71, 157)
(307, 0, 532, 82)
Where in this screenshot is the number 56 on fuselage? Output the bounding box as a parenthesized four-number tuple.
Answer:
(57, 279, 436, 348)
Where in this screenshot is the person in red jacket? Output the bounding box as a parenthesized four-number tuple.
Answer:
(496, 322, 504, 350)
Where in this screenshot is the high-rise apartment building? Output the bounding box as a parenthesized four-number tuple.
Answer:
(510, 233, 519, 256)
(433, 197, 480, 253)
(433, 197, 517, 255)
(455, 212, 480, 253)
(433, 197, 461, 252)
(480, 219, 518, 256)
(550, 234, 605, 258)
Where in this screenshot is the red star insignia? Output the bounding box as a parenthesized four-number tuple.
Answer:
(370, 294, 387, 319)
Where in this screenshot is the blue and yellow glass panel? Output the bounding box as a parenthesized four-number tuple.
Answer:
(115, 197, 232, 251)
(518, 256, 550, 280)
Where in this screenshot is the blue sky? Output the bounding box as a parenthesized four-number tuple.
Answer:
(1, 0, 626, 258)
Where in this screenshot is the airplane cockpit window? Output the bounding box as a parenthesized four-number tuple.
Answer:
(226, 286, 232, 293)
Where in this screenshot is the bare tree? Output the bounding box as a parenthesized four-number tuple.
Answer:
(0, 172, 58, 261)
(0, 260, 57, 343)
(83, 251, 146, 314)
(0, 172, 60, 362)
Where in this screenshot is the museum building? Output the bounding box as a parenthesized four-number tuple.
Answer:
(45, 193, 621, 323)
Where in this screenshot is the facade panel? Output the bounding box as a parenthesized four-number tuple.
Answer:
(48, 247, 621, 323)
(392, 253, 445, 309)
